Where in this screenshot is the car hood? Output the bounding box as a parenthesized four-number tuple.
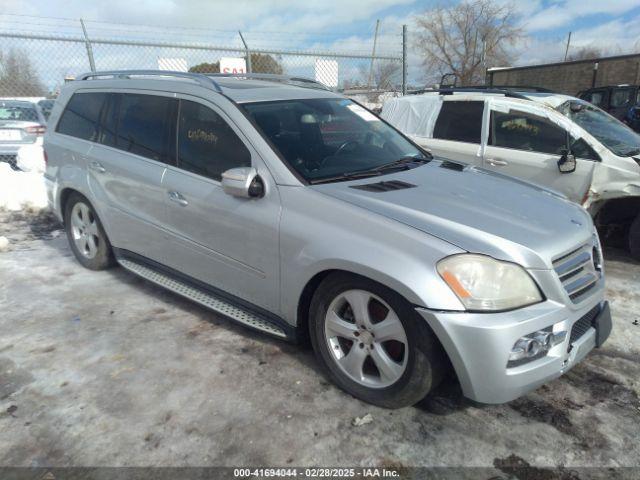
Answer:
(311, 159, 594, 270)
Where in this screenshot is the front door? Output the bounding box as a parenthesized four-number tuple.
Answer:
(483, 106, 597, 203)
(161, 96, 281, 313)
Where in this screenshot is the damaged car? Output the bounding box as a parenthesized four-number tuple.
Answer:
(381, 89, 640, 260)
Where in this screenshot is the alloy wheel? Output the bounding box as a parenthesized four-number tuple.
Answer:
(70, 202, 100, 260)
(324, 289, 408, 388)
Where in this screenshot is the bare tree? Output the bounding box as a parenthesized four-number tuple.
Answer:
(413, 0, 523, 86)
(566, 46, 604, 62)
(0, 49, 46, 96)
(357, 60, 401, 90)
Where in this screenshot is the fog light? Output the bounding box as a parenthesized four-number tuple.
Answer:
(507, 328, 567, 367)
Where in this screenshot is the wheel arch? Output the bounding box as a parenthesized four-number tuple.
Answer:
(295, 268, 451, 359)
(593, 196, 640, 227)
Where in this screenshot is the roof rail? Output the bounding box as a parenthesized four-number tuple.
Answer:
(460, 85, 553, 93)
(408, 87, 540, 101)
(77, 70, 224, 93)
(206, 73, 332, 91)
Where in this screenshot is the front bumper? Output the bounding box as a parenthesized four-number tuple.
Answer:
(417, 295, 611, 404)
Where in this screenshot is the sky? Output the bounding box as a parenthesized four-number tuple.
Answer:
(1, 0, 639, 88)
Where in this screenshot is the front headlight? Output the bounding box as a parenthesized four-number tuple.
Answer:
(437, 254, 543, 311)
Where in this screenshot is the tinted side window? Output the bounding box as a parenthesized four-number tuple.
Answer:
(433, 101, 484, 143)
(490, 110, 566, 155)
(114, 94, 177, 163)
(98, 93, 118, 148)
(56, 92, 107, 141)
(177, 100, 251, 181)
(611, 89, 632, 108)
(588, 91, 603, 107)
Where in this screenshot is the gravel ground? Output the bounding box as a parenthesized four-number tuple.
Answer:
(1, 209, 639, 476)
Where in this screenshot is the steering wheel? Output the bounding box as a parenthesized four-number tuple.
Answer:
(334, 140, 359, 156)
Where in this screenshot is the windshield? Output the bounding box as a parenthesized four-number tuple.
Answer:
(242, 98, 428, 182)
(0, 102, 39, 122)
(557, 100, 640, 157)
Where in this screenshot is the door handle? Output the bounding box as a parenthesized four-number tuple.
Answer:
(88, 161, 106, 173)
(487, 158, 508, 167)
(168, 190, 188, 207)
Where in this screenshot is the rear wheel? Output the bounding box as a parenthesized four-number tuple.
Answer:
(309, 273, 445, 408)
(629, 213, 640, 261)
(64, 193, 115, 270)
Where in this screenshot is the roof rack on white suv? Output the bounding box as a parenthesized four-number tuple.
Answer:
(408, 86, 553, 100)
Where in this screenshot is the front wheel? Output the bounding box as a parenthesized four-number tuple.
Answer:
(629, 213, 640, 261)
(309, 273, 445, 408)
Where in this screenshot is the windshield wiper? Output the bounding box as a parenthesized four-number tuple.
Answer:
(309, 155, 430, 185)
(344, 155, 430, 177)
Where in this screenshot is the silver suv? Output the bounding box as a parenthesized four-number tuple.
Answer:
(44, 71, 611, 408)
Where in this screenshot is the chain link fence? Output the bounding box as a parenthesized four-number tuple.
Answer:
(0, 17, 406, 109)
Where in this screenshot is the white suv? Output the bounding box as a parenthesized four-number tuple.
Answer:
(381, 89, 640, 259)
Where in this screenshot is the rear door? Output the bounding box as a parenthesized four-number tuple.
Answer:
(426, 99, 485, 166)
(161, 96, 281, 313)
(87, 91, 177, 263)
(483, 104, 597, 203)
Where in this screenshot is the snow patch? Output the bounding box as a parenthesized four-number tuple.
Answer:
(0, 163, 48, 211)
(16, 144, 46, 174)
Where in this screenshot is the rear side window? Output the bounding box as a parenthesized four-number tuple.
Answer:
(112, 94, 177, 163)
(611, 89, 632, 108)
(586, 91, 604, 107)
(433, 101, 484, 143)
(490, 109, 566, 155)
(56, 92, 107, 141)
(177, 100, 251, 181)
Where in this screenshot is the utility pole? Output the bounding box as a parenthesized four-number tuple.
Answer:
(238, 31, 252, 73)
(402, 25, 407, 95)
(80, 19, 96, 72)
(564, 31, 572, 62)
(368, 19, 380, 88)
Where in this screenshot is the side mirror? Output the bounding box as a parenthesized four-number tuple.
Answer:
(558, 150, 577, 174)
(221, 167, 264, 198)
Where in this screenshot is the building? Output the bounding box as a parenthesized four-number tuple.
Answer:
(487, 53, 640, 95)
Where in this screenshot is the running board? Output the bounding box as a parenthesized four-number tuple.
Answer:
(118, 257, 288, 339)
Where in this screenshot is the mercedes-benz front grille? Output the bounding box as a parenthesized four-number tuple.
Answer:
(553, 239, 602, 303)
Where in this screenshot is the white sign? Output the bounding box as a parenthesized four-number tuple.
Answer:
(220, 57, 247, 74)
(315, 59, 338, 88)
(157, 57, 188, 72)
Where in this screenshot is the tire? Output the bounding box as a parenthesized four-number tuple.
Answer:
(309, 272, 446, 408)
(64, 193, 115, 270)
(629, 213, 640, 261)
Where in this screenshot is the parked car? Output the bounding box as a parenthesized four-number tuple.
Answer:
(44, 71, 610, 408)
(578, 85, 640, 126)
(381, 89, 640, 260)
(0, 99, 47, 170)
